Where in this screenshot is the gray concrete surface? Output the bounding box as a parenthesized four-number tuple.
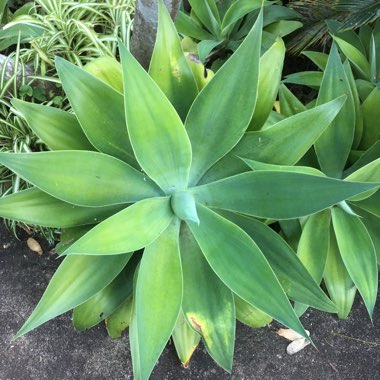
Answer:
(1, 224, 379, 380)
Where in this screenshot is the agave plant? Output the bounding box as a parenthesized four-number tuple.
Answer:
(176, 0, 302, 64)
(275, 42, 380, 318)
(0, 2, 378, 379)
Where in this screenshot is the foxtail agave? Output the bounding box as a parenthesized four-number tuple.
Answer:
(0, 2, 378, 379)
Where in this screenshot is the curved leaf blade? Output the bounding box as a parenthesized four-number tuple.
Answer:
(16, 253, 132, 337)
(332, 207, 378, 318)
(220, 211, 336, 313)
(73, 255, 139, 330)
(294, 210, 331, 316)
(149, 0, 198, 120)
(186, 11, 263, 185)
(0, 187, 124, 228)
(315, 44, 355, 178)
(180, 223, 235, 371)
(192, 171, 379, 219)
(0, 151, 162, 207)
(64, 197, 173, 255)
(55, 57, 136, 166)
(187, 204, 310, 341)
(12, 99, 94, 151)
(324, 229, 357, 319)
(201, 97, 345, 183)
(119, 43, 192, 193)
(132, 220, 182, 380)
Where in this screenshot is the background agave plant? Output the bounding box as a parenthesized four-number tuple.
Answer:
(176, 0, 302, 66)
(0, 2, 378, 379)
(276, 40, 380, 319)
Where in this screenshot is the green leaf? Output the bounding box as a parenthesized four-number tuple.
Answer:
(55, 58, 136, 166)
(12, 100, 94, 151)
(249, 37, 285, 131)
(106, 295, 133, 339)
(200, 97, 345, 183)
(221, 0, 262, 34)
(175, 11, 214, 41)
(220, 211, 336, 313)
(172, 311, 201, 368)
(324, 228, 357, 319)
(186, 10, 262, 185)
(0, 151, 162, 207)
(265, 20, 302, 38)
(187, 204, 310, 341)
(55, 225, 94, 255)
(192, 171, 379, 219)
(343, 61, 363, 150)
(315, 44, 355, 178)
(73, 255, 139, 330)
(346, 159, 380, 201)
(197, 39, 223, 62)
(294, 210, 331, 316)
(119, 43, 192, 193)
(189, 0, 221, 37)
(16, 253, 132, 337)
(234, 294, 272, 328)
(242, 158, 325, 177)
(171, 190, 199, 224)
(0, 187, 124, 228)
(63, 197, 173, 255)
(302, 51, 328, 70)
(333, 36, 371, 80)
(359, 87, 380, 150)
(345, 140, 380, 177)
(149, 0, 198, 120)
(180, 224, 235, 371)
(283, 71, 323, 88)
(278, 84, 307, 117)
(131, 220, 182, 380)
(353, 189, 380, 217)
(332, 207, 378, 318)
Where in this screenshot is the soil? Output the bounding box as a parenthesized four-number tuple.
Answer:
(1, 223, 379, 380)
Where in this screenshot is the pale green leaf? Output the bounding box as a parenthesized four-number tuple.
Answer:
(175, 11, 214, 41)
(0, 187, 123, 228)
(234, 294, 272, 328)
(220, 211, 336, 313)
(359, 87, 380, 150)
(106, 295, 133, 339)
(180, 223, 235, 371)
(12, 99, 94, 151)
(315, 44, 355, 178)
(63, 197, 173, 255)
(294, 210, 331, 316)
(189, 0, 221, 37)
(56, 58, 136, 166)
(200, 97, 345, 183)
(324, 228, 357, 319)
(0, 151, 162, 207)
(187, 204, 310, 341)
(186, 11, 262, 185)
(119, 43, 192, 193)
(132, 220, 182, 380)
(16, 253, 132, 337)
(149, 0, 198, 119)
(192, 171, 379, 219)
(278, 84, 306, 117)
(249, 37, 285, 131)
(332, 207, 378, 318)
(73, 255, 139, 330)
(172, 311, 201, 368)
(302, 51, 328, 70)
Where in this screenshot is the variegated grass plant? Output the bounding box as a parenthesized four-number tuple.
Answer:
(0, 2, 378, 379)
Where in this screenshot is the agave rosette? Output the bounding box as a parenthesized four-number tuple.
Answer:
(0, 3, 378, 379)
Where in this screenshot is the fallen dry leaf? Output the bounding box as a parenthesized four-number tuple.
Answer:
(27, 237, 43, 255)
(277, 328, 310, 341)
(286, 338, 310, 355)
